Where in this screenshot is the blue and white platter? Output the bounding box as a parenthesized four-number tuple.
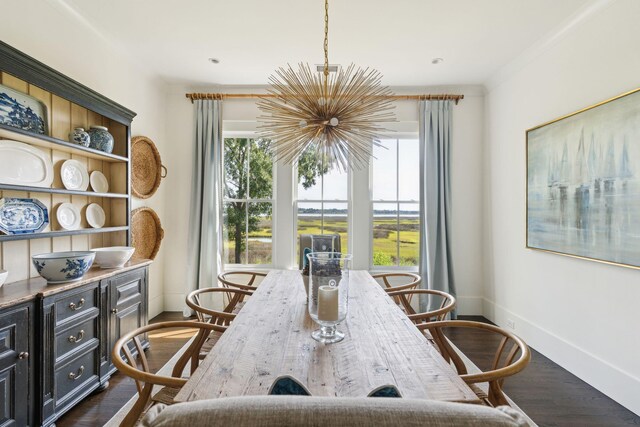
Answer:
(0, 83, 48, 135)
(0, 198, 49, 235)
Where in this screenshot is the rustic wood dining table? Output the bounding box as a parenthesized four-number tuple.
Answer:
(174, 270, 479, 403)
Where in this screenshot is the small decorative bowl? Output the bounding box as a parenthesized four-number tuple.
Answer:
(0, 269, 8, 289)
(31, 251, 95, 284)
(92, 246, 135, 269)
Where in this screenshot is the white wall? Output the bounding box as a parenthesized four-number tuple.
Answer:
(0, 0, 168, 317)
(163, 84, 486, 314)
(484, 0, 640, 415)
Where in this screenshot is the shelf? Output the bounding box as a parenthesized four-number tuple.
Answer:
(0, 183, 128, 199)
(0, 124, 128, 163)
(0, 226, 129, 242)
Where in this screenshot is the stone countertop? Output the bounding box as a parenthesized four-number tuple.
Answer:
(0, 258, 152, 309)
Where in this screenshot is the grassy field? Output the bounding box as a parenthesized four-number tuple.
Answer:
(224, 215, 418, 266)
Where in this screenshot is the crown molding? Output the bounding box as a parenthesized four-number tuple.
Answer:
(485, 0, 615, 92)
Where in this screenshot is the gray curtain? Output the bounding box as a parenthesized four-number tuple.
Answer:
(184, 99, 223, 317)
(418, 100, 456, 317)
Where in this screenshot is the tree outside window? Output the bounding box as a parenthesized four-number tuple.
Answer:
(223, 139, 328, 266)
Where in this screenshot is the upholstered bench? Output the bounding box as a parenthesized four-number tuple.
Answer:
(140, 395, 529, 427)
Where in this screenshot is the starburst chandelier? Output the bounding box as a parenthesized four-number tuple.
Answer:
(257, 0, 395, 171)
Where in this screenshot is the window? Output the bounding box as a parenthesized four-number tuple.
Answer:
(222, 137, 274, 266)
(296, 151, 349, 262)
(371, 139, 420, 268)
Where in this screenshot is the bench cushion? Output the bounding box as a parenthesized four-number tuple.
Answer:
(141, 395, 529, 427)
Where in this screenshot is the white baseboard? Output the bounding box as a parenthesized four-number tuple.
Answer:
(483, 298, 640, 416)
(456, 296, 483, 315)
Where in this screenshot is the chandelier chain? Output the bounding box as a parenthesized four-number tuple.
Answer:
(323, 0, 329, 98)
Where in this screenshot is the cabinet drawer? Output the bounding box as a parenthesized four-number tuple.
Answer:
(55, 287, 97, 325)
(55, 347, 98, 406)
(55, 317, 98, 363)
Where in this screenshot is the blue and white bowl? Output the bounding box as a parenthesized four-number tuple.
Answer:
(31, 251, 95, 284)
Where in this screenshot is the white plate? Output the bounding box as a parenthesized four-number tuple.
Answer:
(86, 203, 106, 228)
(56, 203, 81, 230)
(90, 171, 109, 193)
(0, 140, 53, 188)
(61, 159, 89, 191)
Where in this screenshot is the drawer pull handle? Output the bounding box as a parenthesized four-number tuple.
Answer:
(69, 365, 85, 380)
(69, 298, 85, 311)
(111, 308, 119, 314)
(18, 352, 29, 360)
(68, 330, 85, 343)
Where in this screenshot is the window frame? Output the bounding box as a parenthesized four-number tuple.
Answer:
(294, 162, 352, 266)
(369, 137, 420, 272)
(221, 134, 277, 270)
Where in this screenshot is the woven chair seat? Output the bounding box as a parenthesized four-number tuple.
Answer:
(469, 383, 492, 406)
(232, 300, 246, 314)
(151, 386, 181, 406)
(198, 329, 225, 359)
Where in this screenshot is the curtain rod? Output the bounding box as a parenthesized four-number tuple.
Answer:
(185, 93, 464, 104)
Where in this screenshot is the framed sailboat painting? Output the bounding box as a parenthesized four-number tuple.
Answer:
(526, 87, 640, 269)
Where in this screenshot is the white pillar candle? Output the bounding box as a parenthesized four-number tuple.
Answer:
(317, 285, 339, 321)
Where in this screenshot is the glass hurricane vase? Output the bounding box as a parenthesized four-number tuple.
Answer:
(307, 252, 351, 344)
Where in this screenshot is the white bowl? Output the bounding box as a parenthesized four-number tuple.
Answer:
(31, 251, 95, 284)
(0, 270, 8, 288)
(92, 247, 135, 269)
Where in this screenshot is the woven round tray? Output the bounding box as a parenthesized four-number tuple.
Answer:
(132, 136, 167, 199)
(131, 207, 164, 260)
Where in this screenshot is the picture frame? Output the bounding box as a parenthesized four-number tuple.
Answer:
(526, 87, 640, 269)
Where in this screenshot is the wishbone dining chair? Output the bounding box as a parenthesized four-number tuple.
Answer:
(417, 320, 531, 407)
(185, 287, 253, 359)
(218, 271, 267, 313)
(112, 321, 227, 427)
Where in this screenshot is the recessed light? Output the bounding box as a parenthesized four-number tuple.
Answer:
(209, 58, 220, 64)
(431, 58, 444, 65)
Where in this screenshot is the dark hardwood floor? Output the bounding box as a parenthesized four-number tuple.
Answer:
(57, 312, 194, 427)
(57, 313, 640, 426)
(452, 316, 640, 427)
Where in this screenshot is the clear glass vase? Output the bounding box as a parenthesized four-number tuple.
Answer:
(306, 252, 352, 343)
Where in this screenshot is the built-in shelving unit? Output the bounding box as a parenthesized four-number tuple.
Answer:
(0, 183, 128, 198)
(0, 226, 130, 242)
(0, 125, 129, 162)
(0, 40, 136, 284)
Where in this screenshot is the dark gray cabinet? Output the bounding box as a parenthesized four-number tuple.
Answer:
(0, 303, 33, 427)
(102, 267, 149, 378)
(108, 267, 149, 361)
(36, 266, 149, 426)
(38, 282, 102, 426)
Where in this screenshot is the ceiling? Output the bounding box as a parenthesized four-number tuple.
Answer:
(62, 0, 592, 87)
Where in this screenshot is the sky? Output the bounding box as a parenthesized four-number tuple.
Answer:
(297, 139, 420, 204)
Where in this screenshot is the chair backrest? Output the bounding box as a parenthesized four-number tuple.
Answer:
(218, 271, 267, 291)
(186, 287, 253, 323)
(298, 234, 341, 270)
(386, 288, 455, 323)
(371, 272, 421, 291)
(371, 272, 421, 306)
(416, 320, 531, 407)
(112, 321, 228, 393)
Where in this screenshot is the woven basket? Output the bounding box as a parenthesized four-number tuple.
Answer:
(132, 136, 167, 199)
(131, 207, 164, 260)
